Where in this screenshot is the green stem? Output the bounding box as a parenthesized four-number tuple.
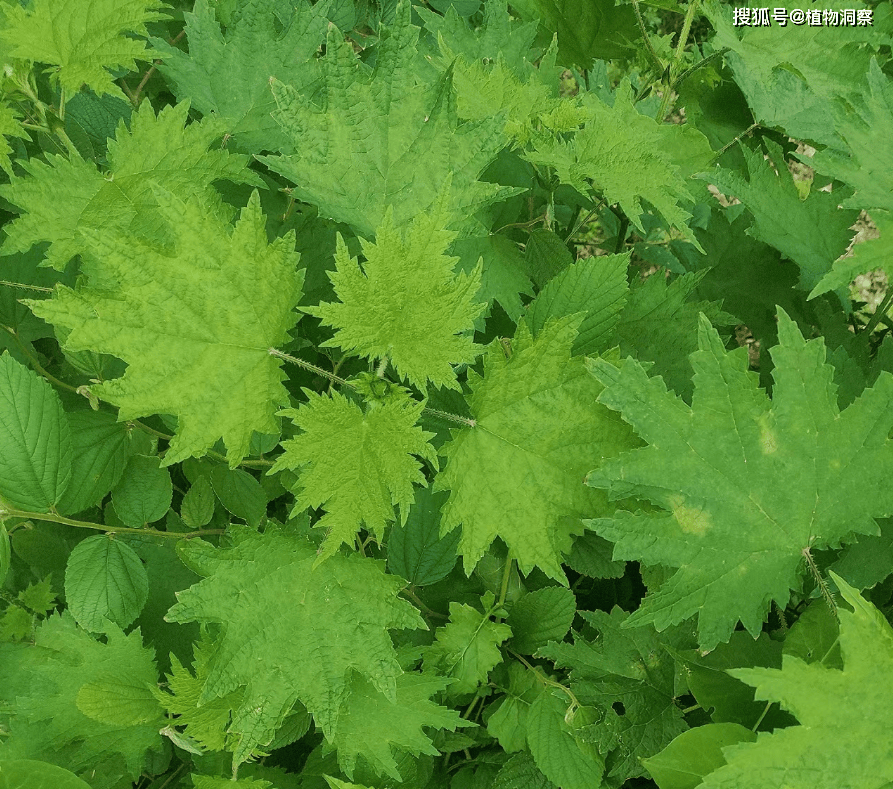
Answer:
(511, 651, 581, 711)
(1, 326, 79, 393)
(657, 0, 700, 121)
(631, 0, 665, 73)
(497, 551, 514, 609)
(0, 280, 53, 293)
(2, 508, 225, 540)
(710, 122, 760, 161)
(802, 546, 838, 618)
(671, 47, 730, 91)
(751, 701, 772, 733)
(861, 288, 893, 340)
(129, 420, 273, 467)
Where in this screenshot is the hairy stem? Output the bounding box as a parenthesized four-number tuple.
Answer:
(657, 0, 700, 121)
(2, 508, 225, 540)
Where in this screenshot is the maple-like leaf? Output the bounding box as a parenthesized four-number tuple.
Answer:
(328, 672, 468, 780)
(524, 82, 713, 247)
(0, 0, 167, 100)
(434, 314, 640, 582)
(586, 310, 893, 650)
(306, 196, 486, 391)
(257, 0, 516, 238)
(153, 0, 331, 153)
(270, 389, 437, 563)
(26, 190, 303, 466)
(166, 526, 425, 764)
(0, 99, 28, 177)
(699, 574, 893, 788)
(0, 612, 165, 788)
(540, 607, 693, 783)
(0, 101, 263, 271)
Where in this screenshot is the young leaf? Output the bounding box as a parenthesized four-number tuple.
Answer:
(166, 526, 425, 764)
(111, 454, 172, 527)
(699, 575, 893, 788)
(0, 612, 165, 786)
(306, 197, 486, 392)
(0, 354, 72, 512)
(26, 190, 303, 466)
(434, 315, 640, 582)
(0, 0, 166, 100)
(180, 475, 216, 529)
(0, 100, 29, 177)
(271, 390, 437, 563)
(64, 535, 149, 633)
(587, 310, 893, 650)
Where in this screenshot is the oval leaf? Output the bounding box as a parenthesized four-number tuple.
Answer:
(209, 465, 267, 527)
(0, 354, 72, 511)
(388, 487, 459, 586)
(0, 760, 93, 789)
(64, 535, 149, 632)
(508, 586, 576, 655)
(111, 454, 172, 526)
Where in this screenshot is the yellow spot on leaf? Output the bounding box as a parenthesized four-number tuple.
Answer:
(668, 495, 712, 536)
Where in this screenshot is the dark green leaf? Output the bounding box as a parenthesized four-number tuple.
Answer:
(111, 454, 172, 527)
(388, 487, 459, 586)
(209, 465, 267, 527)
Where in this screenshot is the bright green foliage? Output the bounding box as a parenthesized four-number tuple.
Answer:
(525, 83, 714, 246)
(0, 0, 166, 99)
(0, 100, 27, 177)
(111, 454, 172, 526)
(306, 199, 486, 391)
(540, 607, 692, 782)
(64, 535, 149, 633)
(811, 210, 893, 299)
(506, 586, 576, 655)
(702, 140, 859, 292)
(0, 354, 71, 512)
(1, 101, 262, 271)
(699, 576, 893, 787)
(0, 612, 165, 787)
(272, 390, 436, 562)
(27, 191, 303, 466)
(387, 487, 460, 586)
(191, 777, 272, 789)
(0, 760, 94, 789)
(153, 0, 331, 153)
(435, 314, 640, 581)
(587, 311, 893, 650)
(422, 594, 512, 696)
(329, 672, 467, 780)
(258, 1, 515, 238)
(615, 271, 737, 401)
(166, 526, 425, 764)
(0, 577, 56, 641)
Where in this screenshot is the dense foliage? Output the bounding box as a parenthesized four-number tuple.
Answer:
(0, 1, 891, 787)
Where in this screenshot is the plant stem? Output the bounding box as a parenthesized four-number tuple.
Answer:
(421, 407, 476, 428)
(0, 280, 53, 293)
(2, 508, 225, 540)
(1, 326, 79, 393)
(657, 0, 700, 121)
(710, 122, 760, 161)
(802, 546, 838, 618)
(861, 288, 893, 340)
(631, 0, 665, 73)
(497, 551, 514, 609)
(511, 651, 581, 711)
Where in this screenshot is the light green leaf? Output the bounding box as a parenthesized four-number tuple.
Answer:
(700, 575, 893, 788)
(507, 587, 576, 655)
(64, 535, 149, 632)
(643, 723, 757, 789)
(26, 190, 303, 466)
(56, 410, 132, 516)
(191, 776, 273, 789)
(306, 196, 486, 392)
(422, 598, 512, 696)
(180, 476, 216, 529)
(0, 354, 72, 512)
(387, 487, 460, 586)
(0, 760, 93, 789)
(209, 466, 267, 528)
(0, 0, 166, 99)
(435, 315, 640, 581)
(527, 690, 604, 789)
(0, 100, 28, 177)
(587, 310, 893, 650)
(76, 676, 161, 726)
(166, 526, 424, 764)
(271, 390, 436, 564)
(111, 454, 172, 527)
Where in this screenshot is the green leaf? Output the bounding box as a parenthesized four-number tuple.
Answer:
(435, 315, 640, 581)
(56, 410, 132, 516)
(829, 517, 893, 590)
(62, 91, 132, 164)
(487, 662, 543, 752)
(0, 100, 29, 178)
(0, 354, 72, 512)
(26, 190, 303, 466)
(387, 487, 460, 586)
(700, 575, 893, 788)
(258, 0, 516, 238)
(422, 598, 512, 696)
(0, 0, 166, 100)
(0, 760, 93, 789)
(531, 0, 639, 67)
(111, 454, 172, 527)
(507, 587, 576, 654)
(0, 524, 8, 588)
(524, 253, 630, 356)
(180, 475, 216, 529)
(525, 83, 714, 248)
(64, 535, 149, 633)
(564, 532, 625, 580)
(166, 526, 425, 764)
(526, 690, 604, 789)
(329, 672, 468, 780)
(153, 0, 331, 154)
(0, 613, 165, 786)
(524, 229, 574, 289)
(306, 196, 486, 392)
(271, 390, 436, 564)
(493, 751, 558, 789)
(209, 466, 267, 528)
(642, 723, 757, 789)
(587, 310, 893, 650)
(1, 101, 263, 271)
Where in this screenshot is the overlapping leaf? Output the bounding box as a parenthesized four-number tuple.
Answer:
(27, 190, 303, 466)
(587, 310, 893, 650)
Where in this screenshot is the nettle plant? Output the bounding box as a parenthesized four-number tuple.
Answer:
(0, 0, 891, 787)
